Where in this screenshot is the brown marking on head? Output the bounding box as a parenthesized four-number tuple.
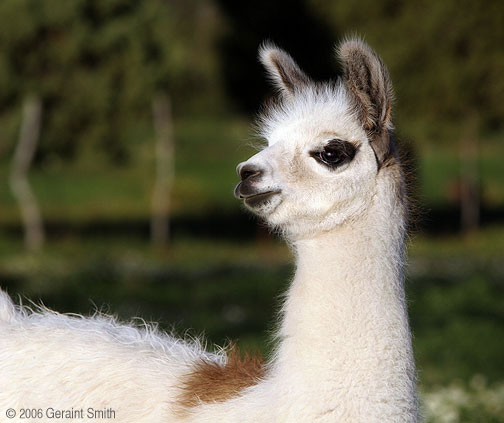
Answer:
(394, 136, 423, 235)
(373, 130, 397, 170)
(178, 344, 265, 410)
(375, 131, 422, 236)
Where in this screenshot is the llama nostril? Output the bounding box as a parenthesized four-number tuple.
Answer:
(239, 164, 263, 181)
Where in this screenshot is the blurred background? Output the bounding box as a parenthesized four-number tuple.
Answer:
(0, 1, 503, 421)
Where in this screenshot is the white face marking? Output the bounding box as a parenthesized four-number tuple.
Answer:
(236, 89, 379, 240)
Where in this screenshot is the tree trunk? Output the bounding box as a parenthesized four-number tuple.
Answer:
(151, 92, 175, 246)
(9, 95, 44, 252)
(459, 127, 480, 235)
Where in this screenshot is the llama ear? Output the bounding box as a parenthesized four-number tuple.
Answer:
(259, 43, 311, 98)
(337, 38, 395, 166)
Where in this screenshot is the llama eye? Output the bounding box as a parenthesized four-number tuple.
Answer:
(311, 139, 357, 169)
(320, 148, 342, 165)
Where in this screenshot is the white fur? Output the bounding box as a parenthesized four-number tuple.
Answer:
(0, 39, 419, 422)
(0, 294, 225, 422)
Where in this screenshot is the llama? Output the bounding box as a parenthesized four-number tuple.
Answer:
(0, 38, 419, 422)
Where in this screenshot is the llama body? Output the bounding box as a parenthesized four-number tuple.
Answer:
(0, 39, 419, 422)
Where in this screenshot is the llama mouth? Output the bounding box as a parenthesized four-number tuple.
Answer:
(234, 184, 280, 208)
(243, 191, 280, 207)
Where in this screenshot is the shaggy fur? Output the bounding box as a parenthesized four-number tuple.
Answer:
(0, 38, 420, 422)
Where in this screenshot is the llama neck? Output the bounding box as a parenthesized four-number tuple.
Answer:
(273, 173, 419, 421)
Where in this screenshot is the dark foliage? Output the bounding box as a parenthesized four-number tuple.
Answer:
(216, 0, 338, 113)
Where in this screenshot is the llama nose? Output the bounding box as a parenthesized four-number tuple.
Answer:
(237, 163, 263, 181)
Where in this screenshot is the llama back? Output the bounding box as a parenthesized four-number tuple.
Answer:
(0, 289, 223, 422)
(0, 290, 19, 322)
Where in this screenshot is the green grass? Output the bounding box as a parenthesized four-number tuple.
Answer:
(0, 117, 256, 223)
(0, 234, 290, 353)
(409, 225, 504, 258)
(410, 271, 504, 385)
(418, 140, 504, 207)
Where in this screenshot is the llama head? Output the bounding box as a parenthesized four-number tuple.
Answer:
(234, 38, 398, 240)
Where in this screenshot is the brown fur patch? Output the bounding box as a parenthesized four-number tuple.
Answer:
(373, 130, 397, 170)
(179, 345, 265, 409)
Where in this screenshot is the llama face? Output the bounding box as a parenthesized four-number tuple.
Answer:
(235, 40, 395, 240)
(235, 89, 378, 239)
